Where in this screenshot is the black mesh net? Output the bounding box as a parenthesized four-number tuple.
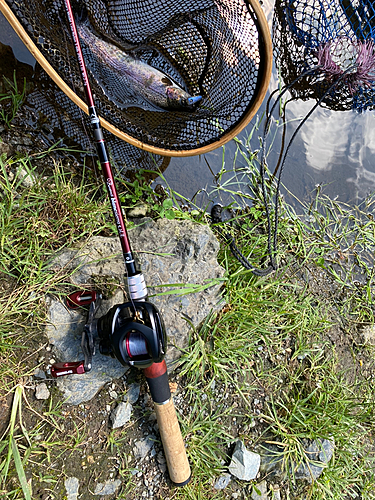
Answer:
(27, 64, 170, 173)
(273, 0, 375, 112)
(4, 0, 270, 153)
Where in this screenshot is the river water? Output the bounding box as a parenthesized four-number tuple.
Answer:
(1, 1, 375, 209)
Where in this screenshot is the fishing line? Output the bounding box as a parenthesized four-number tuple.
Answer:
(212, 64, 356, 276)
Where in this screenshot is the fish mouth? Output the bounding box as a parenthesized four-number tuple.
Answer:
(187, 95, 202, 106)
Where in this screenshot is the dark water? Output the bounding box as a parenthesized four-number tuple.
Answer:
(1, 2, 375, 209)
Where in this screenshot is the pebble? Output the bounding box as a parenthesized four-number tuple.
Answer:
(110, 402, 132, 428)
(125, 383, 141, 404)
(64, 477, 79, 500)
(214, 474, 231, 490)
(134, 435, 156, 460)
(34, 368, 46, 379)
(229, 441, 260, 481)
(251, 480, 268, 499)
(94, 479, 121, 495)
(35, 383, 50, 400)
(19, 167, 36, 188)
(109, 390, 118, 399)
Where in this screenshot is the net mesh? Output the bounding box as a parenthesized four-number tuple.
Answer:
(4, 0, 270, 153)
(27, 64, 170, 173)
(273, 0, 375, 112)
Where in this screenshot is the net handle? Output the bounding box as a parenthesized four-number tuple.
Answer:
(0, 0, 272, 157)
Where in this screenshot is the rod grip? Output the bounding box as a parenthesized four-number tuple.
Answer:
(144, 361, 191, 486)
(154, 398, 191, 486)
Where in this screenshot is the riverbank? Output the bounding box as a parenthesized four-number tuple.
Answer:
(1, 106, 375, 500)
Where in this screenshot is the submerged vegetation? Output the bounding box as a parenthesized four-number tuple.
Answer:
(0, 81, 374, 499)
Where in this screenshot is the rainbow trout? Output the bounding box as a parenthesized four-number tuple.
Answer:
(77, 22, 202, 111)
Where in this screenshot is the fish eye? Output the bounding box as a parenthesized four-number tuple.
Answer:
(161, 77, 174, 86)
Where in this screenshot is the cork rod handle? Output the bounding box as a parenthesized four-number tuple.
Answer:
(154, 399, 191, 486)
(144, 361, 191, 486)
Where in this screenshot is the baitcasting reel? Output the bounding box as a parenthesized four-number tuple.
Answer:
(51, 291, 167, 377)
(97, 301, 167, 368)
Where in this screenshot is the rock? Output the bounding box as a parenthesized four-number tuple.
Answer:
(134, 435, 156, 460)
(295, 438, 335, 482)
(46, 220, 224, 404)
(214, 474, 231, 489)
(127, 203, 148, 218)
(19, 167, 36, 188)
(93, 479, 121, 495)
(361, 325, 375, 345)
(260, 438, 335, 483)
(65, 477, 79, 500)
(125, 383, 141, 404)
(33, 368, 46, 379)
(270, 485, 281, 500)
(251, 480, 268, 499)
(35, 383, 50, 400)
(111, 402, 132, 428)
(259, 443, 284, 478)
(229, 441, 261, 481)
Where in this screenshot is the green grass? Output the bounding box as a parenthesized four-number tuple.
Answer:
(0, 72, 26, 128)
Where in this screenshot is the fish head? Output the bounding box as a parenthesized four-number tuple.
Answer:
(165, 86, 202, 110)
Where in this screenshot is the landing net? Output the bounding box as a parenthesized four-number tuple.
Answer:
(0, 0, 272, 155)
(273, 0, 375, 112)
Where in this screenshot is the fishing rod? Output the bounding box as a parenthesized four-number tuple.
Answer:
(50, 0, 191, 486)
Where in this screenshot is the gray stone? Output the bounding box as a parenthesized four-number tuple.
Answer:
(295, 438, 335, 482)
(94, 479, 121, 495)
(260, 438, 335, 483)
(35, 383, 50, 400)
(271, 486, 281, 500)
(214, 474, 231, 489)
(111, 402, 132, 428)
(251, 480, 268, 500)
(46, 220, 224, 404)
(64, 477, 79, 500)
(33, 368, 46, 379)
(229, 441, 260, 481)
(126, 383, 141, 404)
(19, 167, 36, 188)
(259, 444, 284, 478)
(134, 435, 156, 460)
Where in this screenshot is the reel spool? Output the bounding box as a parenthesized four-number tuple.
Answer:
(0, 0, 272, 156)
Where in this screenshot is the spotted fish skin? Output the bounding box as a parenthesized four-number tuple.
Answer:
(77, 22, 202, 110)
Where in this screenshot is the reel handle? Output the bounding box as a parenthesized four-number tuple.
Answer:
(144, 361, 191, 486)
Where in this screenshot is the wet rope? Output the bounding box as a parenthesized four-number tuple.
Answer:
(211, 65, 355, 276)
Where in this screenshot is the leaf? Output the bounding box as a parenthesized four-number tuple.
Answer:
(11, 437, 32, 500)
(165, 209, 175, 220)
(162, 198, 173, 209)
